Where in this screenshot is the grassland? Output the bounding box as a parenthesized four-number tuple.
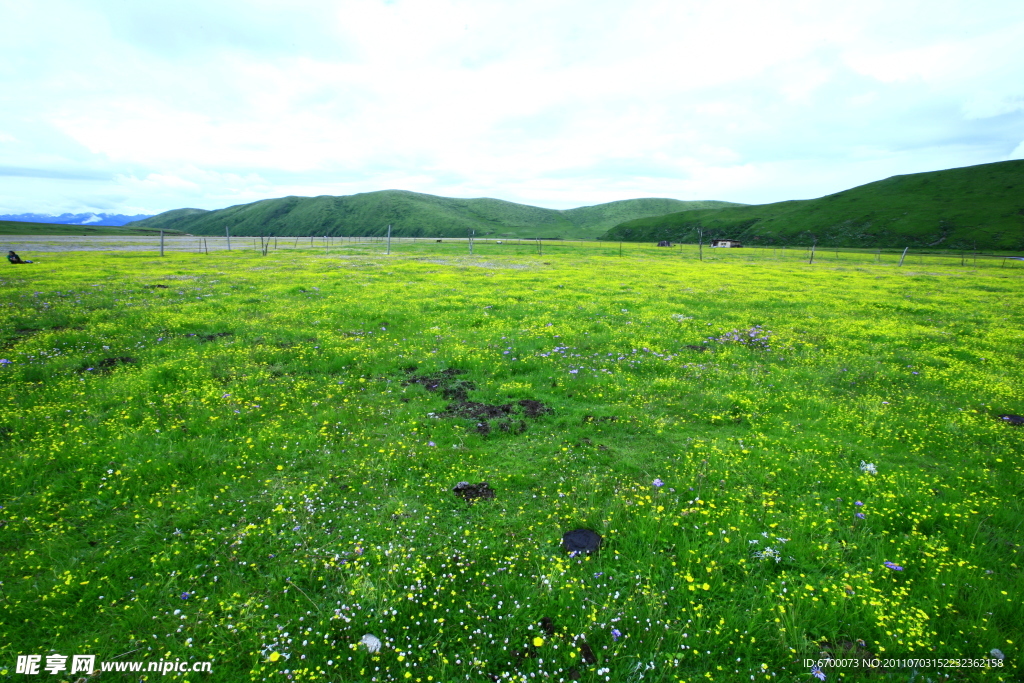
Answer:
(128, 192, 741, 241)
(1, 242, 1021, 682)
(603, 159, 1024, 251)
(0, 220, 184, 237)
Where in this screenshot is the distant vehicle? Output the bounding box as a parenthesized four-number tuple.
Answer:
(710, 239, 743, 248)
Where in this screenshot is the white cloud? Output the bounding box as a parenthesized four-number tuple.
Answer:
(0, 0, 1022, 214)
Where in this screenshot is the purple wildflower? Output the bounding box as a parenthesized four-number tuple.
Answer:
(180, 592, 192, 600)
(855, 512, 866, 519)
(811, 664, 826, 680)
(611, 628, 622, 641)
(653, 478, 665, 488)
(0, 359, 11, 366)
(854, 501, 863, 506)
(883, 561, 904, 571)
(428, 441, 436, 447)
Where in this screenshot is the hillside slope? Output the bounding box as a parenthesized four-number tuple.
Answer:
(601, 160, 1024, 250)
(128, 191, 742, 239)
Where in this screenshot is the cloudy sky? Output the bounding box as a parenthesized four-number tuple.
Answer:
(1, 0, 1023, 215)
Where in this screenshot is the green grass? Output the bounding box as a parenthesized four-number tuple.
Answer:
(1, 242, 1021, 682)
(0, 220, 185, 236)
(128, 192, 741, 240)
(603, 159, 1024, 251)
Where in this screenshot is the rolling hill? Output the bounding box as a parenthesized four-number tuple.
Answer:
(601, 159, 1024, 250)
(127, 191, 742, 240)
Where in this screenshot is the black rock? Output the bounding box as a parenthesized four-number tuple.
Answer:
(453, 481, 496, 503)
(562, 528, 602, 554)
(998, 414, 1024, 426)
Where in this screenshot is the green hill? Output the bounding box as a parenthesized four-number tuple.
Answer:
(127, 191, 742, 240)
(601, 159, 1024, 250)
(0, 220, 185, 236)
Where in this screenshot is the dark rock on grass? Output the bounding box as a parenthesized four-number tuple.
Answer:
(518, 399, 552, 417)
(498, 419, 527, 434)
(579, 642, 597, 665)
(445, 399, 552, 421)
(562, 528, 602, 554)
(998, 414, 1024, 426)
(447, 399, 550, 435)
(403, 368, 476, 400)
(444, 401, 516, 420)
(453, 481, 495, 504)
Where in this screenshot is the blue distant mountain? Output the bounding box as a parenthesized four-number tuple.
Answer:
(0, 212, 154, 226)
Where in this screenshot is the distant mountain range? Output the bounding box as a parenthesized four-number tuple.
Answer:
(127, 192, 743, 240)
(601, 159, 1024, 250)
(16, 159, 1023, 249)
(0, 212, 154, 226)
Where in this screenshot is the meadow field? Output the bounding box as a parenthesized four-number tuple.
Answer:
(1, 241, 1021, 683)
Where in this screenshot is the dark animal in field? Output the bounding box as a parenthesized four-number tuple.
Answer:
(657, 240, 672, 247)
(999, 414, 1024, 425)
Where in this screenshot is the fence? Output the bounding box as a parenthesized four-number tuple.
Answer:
(4, 234, 1023, 268)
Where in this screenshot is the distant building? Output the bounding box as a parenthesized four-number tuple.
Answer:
(710, 239, 743, 248)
